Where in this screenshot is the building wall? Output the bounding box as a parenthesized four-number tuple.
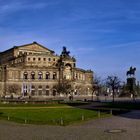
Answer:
(0, 42, 93, 97)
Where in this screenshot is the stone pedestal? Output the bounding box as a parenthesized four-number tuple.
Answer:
(127, 77, 136, 92)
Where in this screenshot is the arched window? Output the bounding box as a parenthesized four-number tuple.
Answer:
(53, 72, 57, 79)
(28, 57, 30, 61)
(38, 85, 42, 89)
(48, 58, 51, 61)
(19, 51, 22, 56)
(32, 85, 35, 89)
(24, 52, 27, 55)
(46, 85, 49, 89)
(64, 64, 72, 80)
(38, 85, 42, 95)
(52, 89, 57, 96)
(31, 71, 35, 80)
(23, 72, 28, 79)
(31, 85, 35, 96)
(46, 72, 50, 79)
(38, 71, 43, 80)
(46, 85, 50, 96)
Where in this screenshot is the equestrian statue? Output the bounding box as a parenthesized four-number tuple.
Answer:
(126, 66, 136, 77)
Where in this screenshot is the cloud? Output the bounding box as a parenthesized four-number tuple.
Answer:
(104, 41, 140, 49)
(0, 1, 59, 19)
(76, 47, 95, 52)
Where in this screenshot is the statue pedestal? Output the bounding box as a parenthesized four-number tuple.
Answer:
(127, 77, 136, 92)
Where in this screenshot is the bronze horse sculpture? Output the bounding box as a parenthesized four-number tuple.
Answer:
(126, 66, 136, 76)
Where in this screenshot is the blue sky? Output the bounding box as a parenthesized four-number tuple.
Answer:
(0, 0, 140, 82)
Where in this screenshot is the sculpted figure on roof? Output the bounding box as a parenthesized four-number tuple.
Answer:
(61, 46, 70, 57)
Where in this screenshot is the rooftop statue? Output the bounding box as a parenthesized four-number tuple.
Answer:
(61, 46, 70, 57)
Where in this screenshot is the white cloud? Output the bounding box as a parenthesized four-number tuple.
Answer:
(0, 1, 59, 18)
(75, 47, 95, 52)
(104, 41, 140, 49)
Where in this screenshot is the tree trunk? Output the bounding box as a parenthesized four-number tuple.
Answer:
(112, 89, 115, 103)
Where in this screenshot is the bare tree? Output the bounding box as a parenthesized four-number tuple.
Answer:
(53, 80, 72, 96)
(92, 75, 102, 101)
(6, 84, 20, 97)
(106, 75, 121, 102)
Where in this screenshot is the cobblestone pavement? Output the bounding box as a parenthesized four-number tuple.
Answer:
(0, 111, 140, 140)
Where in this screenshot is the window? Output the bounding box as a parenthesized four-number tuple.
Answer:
(52, 89, 56, 96)
(31, 85, 35, 96)
(38, 85, 42, 95)
(31, 71, 35, 79)
(44, 58, 46, 61)
(38, 85, 42, 89)
(22, 84, 28, 96)
(45, 86, 50, 96)
(46, 72, 50, 79)
(38, 71, 43, 79)
(46, 90, 49, 96)
(19, 51, 22, 56)
(38, 58, 41, 61)
(23, 72, 28, 79)
(28, 58, 30, 61)
(53, 72, 57, 79)
(24, 52, 27, 55)
(53, 58, 55, 61)
(33, 58, 36, 61)
(48, 58, 51, 61)
(74, 73, 78, 79)
(32, 85, 35, 89)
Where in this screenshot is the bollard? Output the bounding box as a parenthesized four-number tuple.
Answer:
(82, 115, 84, 121)
(25, 119, 27, 124)
(98, 110, 101, 118)
(8, 116, 10, 121)
(60, 117, 64, 126)
(82, 115, 85, 121)
(110, 109, 112, 115)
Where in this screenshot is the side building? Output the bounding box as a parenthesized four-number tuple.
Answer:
(0, 42, 93, 98)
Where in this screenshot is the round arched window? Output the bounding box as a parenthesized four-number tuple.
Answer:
(46, 72, 50, 79)
(31, 71, 35, 79)
(38, 71, 43, 79)
(38, 85, 42, 89)
(53, 72, 57, 79)
(23, 72, 28, 79)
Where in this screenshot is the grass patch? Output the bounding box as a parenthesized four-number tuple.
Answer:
(0, 103, 71, 110)
(0, 103, 66, 107)
(0, 105, 111, 125)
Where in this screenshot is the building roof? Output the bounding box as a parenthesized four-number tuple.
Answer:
(14, 42, 55, 53)
(74, 67, 93, 73)
(0, 42, 54, 55)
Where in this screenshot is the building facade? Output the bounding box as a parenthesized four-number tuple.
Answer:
(0, 42, 93, 97)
